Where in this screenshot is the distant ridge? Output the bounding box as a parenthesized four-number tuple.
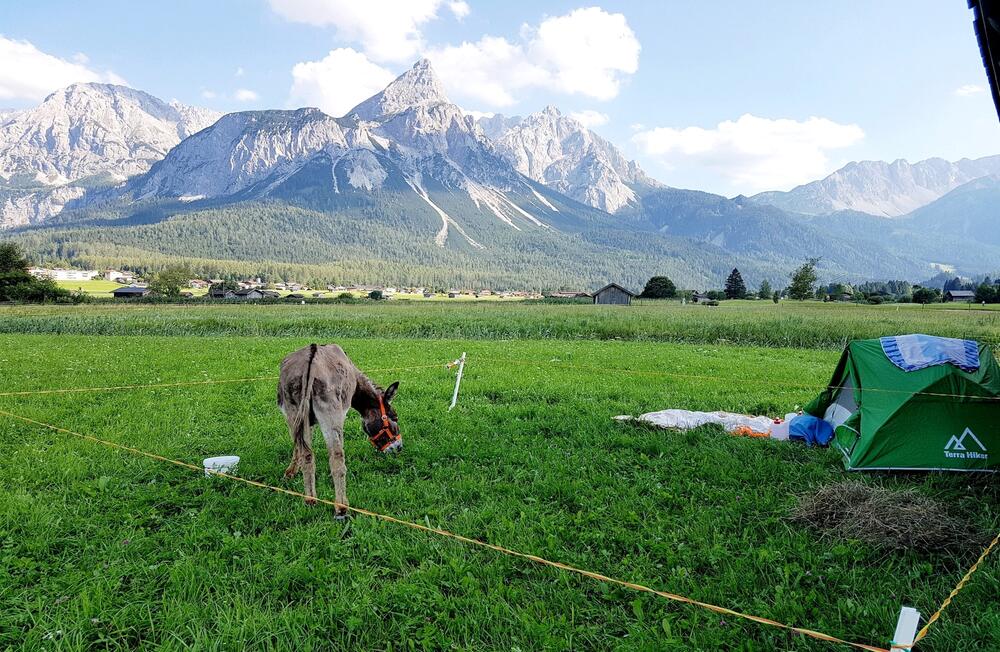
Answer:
(751, 155, 1000, 217)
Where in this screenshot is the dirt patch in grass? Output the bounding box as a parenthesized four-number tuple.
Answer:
(790, 480, 986, 554)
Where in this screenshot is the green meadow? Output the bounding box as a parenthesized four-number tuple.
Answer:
(0, 301, 997, 651)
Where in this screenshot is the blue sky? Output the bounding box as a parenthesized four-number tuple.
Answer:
(2, 0, 998, 195)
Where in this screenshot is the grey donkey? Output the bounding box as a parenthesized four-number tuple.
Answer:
(277, 343, 400, 518)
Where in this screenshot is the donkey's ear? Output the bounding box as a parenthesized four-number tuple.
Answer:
(384, 381, 399, 402)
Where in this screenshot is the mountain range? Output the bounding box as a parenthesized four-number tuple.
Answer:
(751, 155, 1000, 217)
(1, 60, 998, 289)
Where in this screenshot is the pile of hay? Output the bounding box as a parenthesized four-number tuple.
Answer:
(790, 481, 984, 554)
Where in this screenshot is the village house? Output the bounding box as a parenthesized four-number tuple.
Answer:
(30, 268, 100, 281)
(105, 269, 135, 284)
(547, 291, 591, 299)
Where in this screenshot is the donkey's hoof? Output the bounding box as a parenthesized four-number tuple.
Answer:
(303, 496, 317, 506)
(334, 508, 350, 521)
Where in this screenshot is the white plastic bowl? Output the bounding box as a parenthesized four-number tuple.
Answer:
(203, 455, 240, 477)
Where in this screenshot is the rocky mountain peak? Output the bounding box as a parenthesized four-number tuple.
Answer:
(481, 106, 655, 213)
(348, 59, 449, 121)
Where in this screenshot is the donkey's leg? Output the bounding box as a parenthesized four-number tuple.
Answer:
(300, 430, 317, 504)
(316, 409, 349, 519)
(280, 406, 300, 479)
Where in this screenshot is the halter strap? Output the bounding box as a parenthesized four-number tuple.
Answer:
(369, 394, 399, 452)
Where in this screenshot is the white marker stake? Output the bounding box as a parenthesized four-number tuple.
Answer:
(448, 352, 466, 411)
(891, 606, 921, 651)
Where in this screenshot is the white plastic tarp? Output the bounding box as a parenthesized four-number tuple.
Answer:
(616, 409, 775, 434)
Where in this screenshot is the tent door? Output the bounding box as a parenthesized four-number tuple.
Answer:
(823, 375, 858, 431)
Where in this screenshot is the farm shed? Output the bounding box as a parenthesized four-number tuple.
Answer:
(112, 286, 150, 299)
(944, 290, 975, 302)
(234, 288, 264, 300)
(208, 287, 237, 299)
(592, 283, 635, 305)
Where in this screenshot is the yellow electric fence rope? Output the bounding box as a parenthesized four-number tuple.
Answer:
(496, 358, 1000, 402)
(0, 363, 446, 398)
(910, 529, 1000, 646)
(1, 358, 998, 403)
(0, 406, 890, 652)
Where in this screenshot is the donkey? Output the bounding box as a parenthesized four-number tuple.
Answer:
(277, 343, 400, 518)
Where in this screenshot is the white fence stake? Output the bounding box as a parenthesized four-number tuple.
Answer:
(891, 606, 921, 651)
(448, 352, 466, 411)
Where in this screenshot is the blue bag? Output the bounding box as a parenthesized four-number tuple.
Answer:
(788, 414, 834, 447)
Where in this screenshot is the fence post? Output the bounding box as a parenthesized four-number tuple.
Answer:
(448, 352, 466, 411)
(891, 606, 920, 651)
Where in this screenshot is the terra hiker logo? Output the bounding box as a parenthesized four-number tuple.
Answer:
(944, 428, 988, 460)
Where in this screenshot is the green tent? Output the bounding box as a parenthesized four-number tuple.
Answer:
(805, 338, 1000, 472)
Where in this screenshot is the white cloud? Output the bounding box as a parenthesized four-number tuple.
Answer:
(526, 7, 639, 100)
(632, 114, 865, 193)
(426, 36, 549, 107)
(461, 108, 495, 120)
(0, 36, 125, 102)
(268, 0, 456, 62)
(201, 89, 218, 100)
(234, 88, 259, 102)
(235, 66, 245, 77)
(955, 83, 986, 96)
(629, 122, 645, 131)
(569, 110, 609, 128)
(289, 48, 396, 116)
(426, 7, 639, 108)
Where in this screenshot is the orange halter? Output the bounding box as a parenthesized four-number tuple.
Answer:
(369, 394, 401, 452)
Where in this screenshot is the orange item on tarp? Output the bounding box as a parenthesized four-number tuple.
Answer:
(731, 425, 770, 438)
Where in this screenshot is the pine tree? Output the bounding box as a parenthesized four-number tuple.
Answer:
(724, 268, 747, 299)
(758, 279, 772, 300)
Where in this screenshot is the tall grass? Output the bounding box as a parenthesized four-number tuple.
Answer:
(2, 300, 999, 348)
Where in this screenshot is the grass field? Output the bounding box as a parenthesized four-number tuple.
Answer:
(53, 279, 127, 297)
(0, 301, 998, 650)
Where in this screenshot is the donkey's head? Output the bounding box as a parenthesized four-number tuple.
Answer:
(362, 381, 401, 452)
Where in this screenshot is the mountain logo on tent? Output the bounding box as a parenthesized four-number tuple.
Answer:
(944, 428, 988, 460)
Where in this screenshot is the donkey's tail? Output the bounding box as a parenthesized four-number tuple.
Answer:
(292, 343, 319, 452)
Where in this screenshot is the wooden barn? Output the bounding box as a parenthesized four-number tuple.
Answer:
(111, 286, 150, 299)
(592, 283, 636, 305)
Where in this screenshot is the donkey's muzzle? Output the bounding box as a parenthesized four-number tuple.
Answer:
(370, 427, 402, 453)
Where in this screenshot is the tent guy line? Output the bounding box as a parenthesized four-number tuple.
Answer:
(0, 405, 893, 652)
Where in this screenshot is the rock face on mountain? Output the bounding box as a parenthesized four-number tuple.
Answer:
(0, 83, 220, 228)
(121, 60, 571, 250)
(0, 83, 220, 184)
(480, 106, 656, 213)
(751, 156, 1000, 217)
